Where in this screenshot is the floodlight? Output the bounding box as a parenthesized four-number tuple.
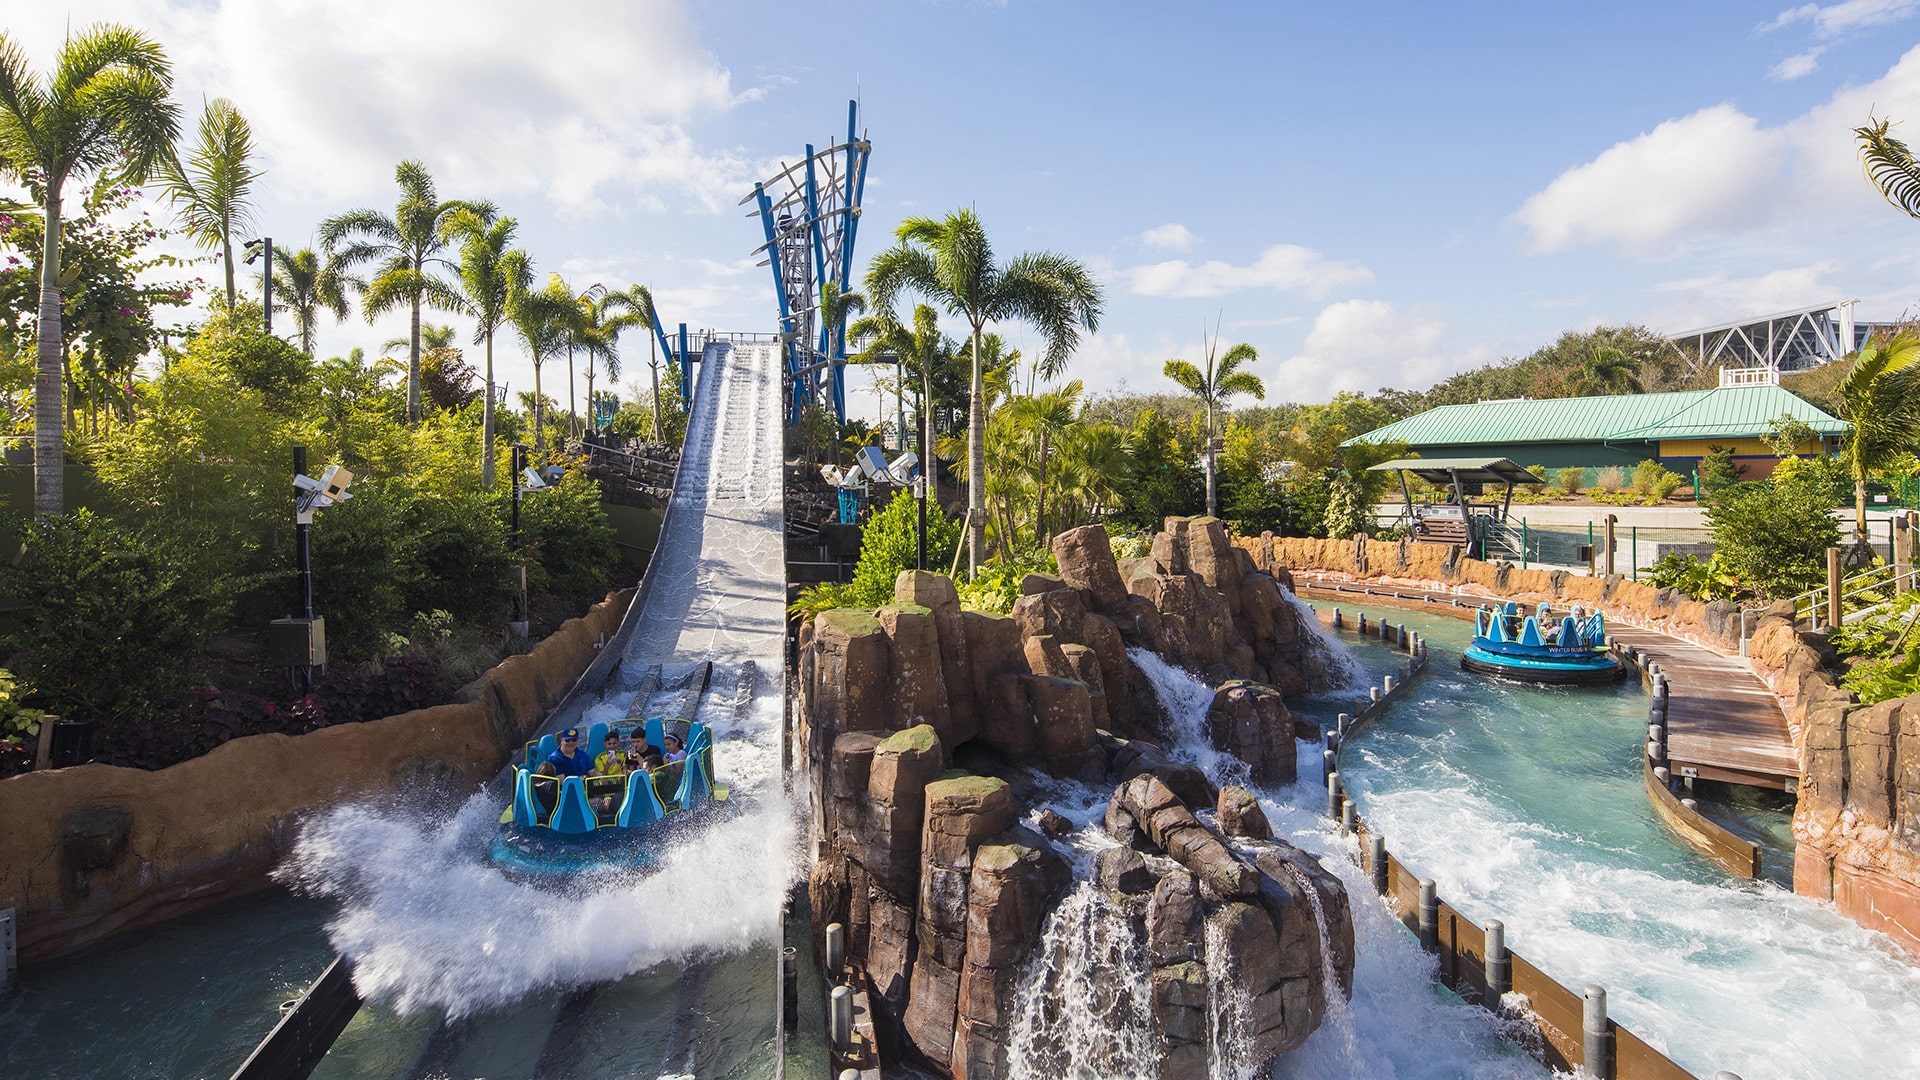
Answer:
(820, 464, 844, 486)
(320, 464, 353, 502)
(540, 465, 564, 484)
(243, 238, 267, 265)
(886, 452, 918, 485)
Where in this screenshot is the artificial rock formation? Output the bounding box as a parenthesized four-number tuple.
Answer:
(799, 519, 1356, 1077)
(1098, 775, 1354, 1079)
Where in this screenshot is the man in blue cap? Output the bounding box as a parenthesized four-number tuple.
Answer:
(542, 728, 595, 777)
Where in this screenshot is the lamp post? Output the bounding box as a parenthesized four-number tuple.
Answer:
(243, 237, 273, 333)
(509, 443, 529, 647)
(293, 444, 312, 693)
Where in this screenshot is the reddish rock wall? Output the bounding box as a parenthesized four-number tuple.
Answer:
(0, 589, 633, 962)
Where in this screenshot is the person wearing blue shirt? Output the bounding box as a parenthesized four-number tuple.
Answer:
(543, 728, 594, 776)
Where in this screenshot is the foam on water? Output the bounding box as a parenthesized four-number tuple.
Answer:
(1322, 609, 1920, 1080)
(1282, 590, 1361, 692)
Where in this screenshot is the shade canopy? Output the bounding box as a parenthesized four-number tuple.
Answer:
(1366, 457, 1545, 486)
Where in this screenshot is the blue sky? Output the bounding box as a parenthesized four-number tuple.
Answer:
(15, 0, 1920, 422)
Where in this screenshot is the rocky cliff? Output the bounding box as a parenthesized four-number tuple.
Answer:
(799, 519, 1355, 1078)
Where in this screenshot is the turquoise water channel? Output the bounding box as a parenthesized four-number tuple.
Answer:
(1289, 606, 1920, 1080)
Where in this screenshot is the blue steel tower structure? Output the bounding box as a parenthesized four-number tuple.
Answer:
(743, 101, 872, 423)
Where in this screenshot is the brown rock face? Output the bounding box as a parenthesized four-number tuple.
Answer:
(1116, 774, 1258, 898)
(862, 725, 948, 897)
(1021, 675, 1104, 780)
(953, 828, 1072, 1079)
(808, 608, 894, 734)
(896, 570, 981, 743)
(1207, 681, 1299, 785)
(1053, 524, 1131, 616)
(881, 604, 954, 739)
(1217, 785, 1272, 840)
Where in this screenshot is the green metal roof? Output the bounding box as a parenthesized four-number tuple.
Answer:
(1343, 385, 1845, 448)
(1366, 457, 1545, 485)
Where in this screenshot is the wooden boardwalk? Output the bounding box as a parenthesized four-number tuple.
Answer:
(1295, 574, 1799, 791)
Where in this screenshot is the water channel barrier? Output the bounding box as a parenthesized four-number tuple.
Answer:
(1321, 604, 1741, 1080)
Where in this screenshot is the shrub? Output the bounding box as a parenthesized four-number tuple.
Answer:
(1593, 466, 1626, 493)
(1556, 467, 1584, 494)
(1697, 445, 1742, 496)
(1707, 475, 1843, 599)
(0, 510, 237, 725)
(1832, 592, 1920, 704)
(842, 489, 964, 609)
(1323, 474, 1369, 539)
(1649, 472, 1685, 503)
(1631, 459, 1667, 496)
(1645, 552, 1746, 601)
(516, 472, 619, 599)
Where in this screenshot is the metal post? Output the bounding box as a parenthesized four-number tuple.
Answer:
(1337, 712, 1351, 741)
(829, 984, 853, 1054)
(1327, 771, 1342, 819)
(1340, 797, 1355, 837)
(1631, 525, 1638, 581)
(1582, 984, 1611, 1077)
(1418, 879, 1438, 951)
(1827, 546, 1843, 628)
(1322, 748, 1336, 784)
(1521, 518, 1528, 569)
(510, 445, 529, 645)
(262, 237, 273, 334)
(1369, 836, 1388, 895)
(1603, 514, 1617, 577)
(1384, 674, 1396, 695)
(293, 446, 314, 694)
(1484, 919, 1509, 998)
(825, 922, 845, 977)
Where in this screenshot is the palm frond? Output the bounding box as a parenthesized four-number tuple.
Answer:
(1163, 359, 1206, 395)
(1857, 116, 1920, 221)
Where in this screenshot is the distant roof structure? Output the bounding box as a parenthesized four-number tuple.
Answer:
(1344, 385, 1845, 448)
(1668, 299, 1897, 373)
(1366, 458, 1544, 485)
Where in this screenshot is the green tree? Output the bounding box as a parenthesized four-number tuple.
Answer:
(851, 303, 954, 496)
(1708, 475, 1842, 599)
(0, 23, 181, 513)
(1163, 334, 1264, 518)
(1835, 330, 1920, 541)
(867, 207, 1102, 575)
(1003, 381, 1082, 548)
(267, 246, 350, 357)
(157, 97, 259, 311)
(590, 284, 657, 434)
(445, 208, 529, 486)
(508, 274, 574, 449)
(1571, 346, 1644, 396)
(319, 160, 481, 424)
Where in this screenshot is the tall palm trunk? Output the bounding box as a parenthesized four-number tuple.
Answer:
(33, 189, 65, 515)
(649, 336, 663, 442)
(407, 288, 423, 424)
(533, 361, 545, 450)
(481, 331, 497, 488)
(1857, 478, 1870, 543)
(585, 361, 596, 434)
(1037, 430, 1050, 548)
(968, 324, 985, 575)
(1204, 400, 1216, 518)
(222, 236, 236, 310)
(567, 343, 577, 440)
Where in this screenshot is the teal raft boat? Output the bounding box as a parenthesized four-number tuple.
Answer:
(1460, 601, 1624, 685)
(487, 718, 728, 879)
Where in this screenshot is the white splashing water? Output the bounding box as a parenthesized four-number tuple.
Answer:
(1282, 589, 1361, 692)
(1005, 882, 1163, 1080)
(1277, 861, 1361, 1071)
(276, 692, 797, 1019)
(1127, 646, 1243, 783)
(1202, 918, 1256, 1080)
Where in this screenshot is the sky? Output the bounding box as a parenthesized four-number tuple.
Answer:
(14, 0, 1920, 429)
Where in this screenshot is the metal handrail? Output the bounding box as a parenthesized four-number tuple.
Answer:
(1792, 563, 1901, 625)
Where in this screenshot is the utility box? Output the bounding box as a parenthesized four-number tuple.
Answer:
(1574, 544, 1595, 564)
(269, 616, 328, 667)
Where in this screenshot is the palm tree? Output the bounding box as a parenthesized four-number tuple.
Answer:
(383, 323, 457, 354)
(590, 284, 660, 435)
(509, 275, 575, 450)
(851, 303, 952, 488)
(445, 208, 529, 487)
(266, 246, 350, 356)
(562, 285, 617, 438)
(1857, 115, 1920, 221)
(1006, 381, 1084, 547)
(1572, 346, 1643, 397)
(0, 24, 179, 515)
(157, 97, 259, 311)
(319, 160, 482, 423)
(867, 208, 1102, 575)
(1836, 331, 1920, 543)
(1164, 333, 1263, 518)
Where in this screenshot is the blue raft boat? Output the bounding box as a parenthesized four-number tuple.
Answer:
(487, 718, 728, 878)
(1460, 602, 1624, 685)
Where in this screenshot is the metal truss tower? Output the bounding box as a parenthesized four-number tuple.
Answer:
(1670, 300, 1886, 374)
(742, 101, 872, 423)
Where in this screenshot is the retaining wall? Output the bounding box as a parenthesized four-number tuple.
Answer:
(0, 588, 634, 963)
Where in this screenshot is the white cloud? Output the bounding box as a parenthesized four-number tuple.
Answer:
(1140, 223, 1196, 250)
(1647, 263, 1853, 330)
(1770, 48, 1825, 80)
(1277, 300, 1488, 402)
(1126, 244, 1373, 300)
(8, 0, 762, 216)
(1515, 44, 1920, 256)
(1763, 0, 1920, 36)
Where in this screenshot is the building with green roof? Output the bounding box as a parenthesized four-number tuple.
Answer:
(1343, 379, 1844, 479)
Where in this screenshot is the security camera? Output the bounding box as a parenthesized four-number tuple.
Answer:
(540, 465, 564, 484)
(293, 473, 323, 494)
(887, 451, 919, 485)
(855, 446, 889, 481)
(320, 465, 353, 502)
(523, 466, 548, 490)
(820, 464, 844, 486)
